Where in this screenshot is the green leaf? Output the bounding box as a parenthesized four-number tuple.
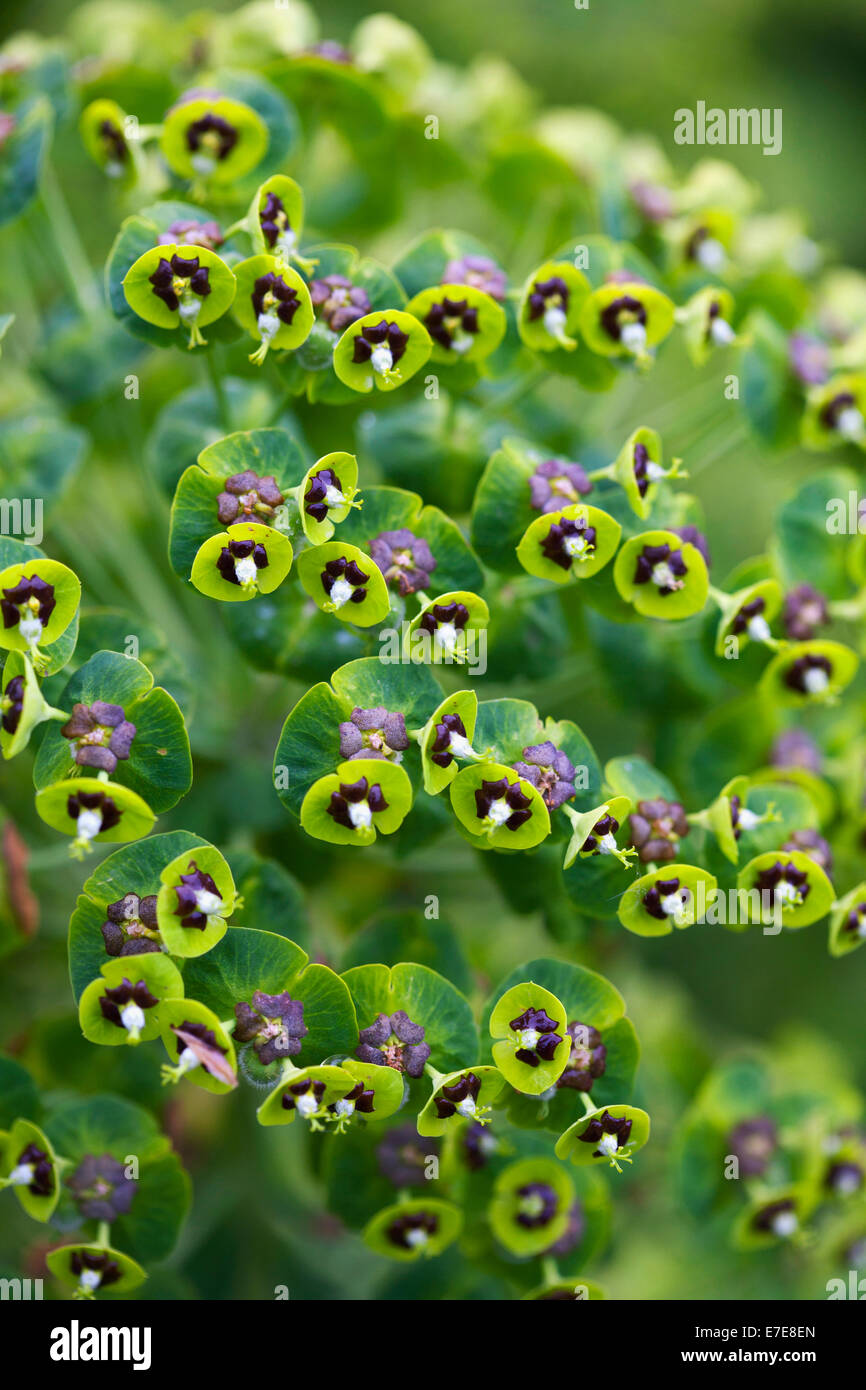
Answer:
(342, 961, 477, 1073)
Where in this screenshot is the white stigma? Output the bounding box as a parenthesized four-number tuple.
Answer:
(7, 1162, 35, 1187)
(543, 306, 568, 339)
(191, 153, 216, 177)
(456, 1096, 477, 1118)
(328, 576, 354, 609)
(661, 890, 687, 918)
(257, 310, 281, 343)
(79, 1269, 103, 1291)
(598, 832, 619, 855)
(324, 484, 346, 507)
(620, 320, 647, 354)
(857, 914, 866, 939)
(802, 666, 829, 695)
(645, 461, 666, 481)
(178, 1047, 200, 1074)
(120, 1003, 146, 1036)
(405, 1227, 428, 1249)
(276, 228, 298, 255)
(435, 622, 459, 653)
(651, 562, 676, 590)
(295, 1093, 319, 1120)
(76, 809, 103, 843)
(333, 1098, 355, 1118)
(710, 316, 736, 346)
(370, 344, 394, 375)
(771, 1210, 798, 1239)
(696, 237, 727, 273)
(105, 160, 125, 179)
(737, 807, 761, 831)
(448, 732, 476, 761)
(348, 799, 372, 830)
(836, 406, 865, 440)
(234, 555, 258, 586)
(449, 331, 474, 355)
(194, 888, 223, 915)
(487, 797, 513, 827)
(597, 1132, 619, 1157)
(178, 298, 201, 324)
(518, 1028, 540, 1049)
(19, 614, 43, 646)
(774, 880, 799, 905)
(747, 615, 772, 643)
(835, 1169, 862, 1196)
(563, 533, 589, 558)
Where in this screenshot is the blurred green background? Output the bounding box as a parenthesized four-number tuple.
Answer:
(1, 0, 864, 1300)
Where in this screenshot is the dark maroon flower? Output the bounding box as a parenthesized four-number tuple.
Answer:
(149, 253, 211, 312)
(303, 467, 350, 524)
(326, 775, 389, 830)
(430, 712, 472, 768)
(309, 275, 371, 331)
(475, 776, 533, 832)
(98, 976, 159, 1029)
(770, 728, 822, 773)
(515, 1181, 559, 1229)
(356, 1009, 430, 1077)
(781, 828, 833, 875)
(600, 294, 646, 344)
(172, 861, 223, 930)
(234, 990, 307, 1065)
(843, 900, 866, 938)
(158, 218, 224, 250)
(1, 674, 24, 735)
(727, 1117, 777, 1177)
(217, 470, 284, 525)
(826, 1161, 863, 1196)
(512, 740, 576, 811)
(339, 706, 408, 761)
(443, 255, 507, 301)
(754, 860, 810, 908)
(10, 1142, 53, 1197)
(377, 1123, 440, 1186)
(633, 542, 687, 595)
(434, 1071, 481, 1120)
(67, 1154, 138, 1221)
(556, 1021, 607, 1092)
(751, 1198, 798, 1237)
(61, 701, 136, 775)
(782, 584, 828, 641)
(642, 877, 690, 921)
(216, 538, 269, 586)
(70, 1250, 121, 1289)
(528, 457, 592, 512)
(629, 798, 688, 864)
(386, 1209, 438, 1251)
(423, 296, 479, 353)
(578, 1109, 632, 1158)
(101, 892, 161, 958)
(259, 191, 292, 251)
(352, 319, 408, 366)
(581, 812, 620, 854)
(540, 515, 596, 570)
(67, 790, 121, 835)
(508, 1005, 563, 1069)
(820, 391, 859, 432)
(321, 554, 369, 605)
(783, 652, 833, 696)
(369, 528, 436, 596)
(98, 118, 127, 168)
(185, 109, 237, 163)
(789, 333, 830, 386)
(252, 271, 300, 326)
(1, 574, 56, 631)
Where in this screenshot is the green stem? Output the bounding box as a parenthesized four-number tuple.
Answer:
(39, 157, 101, 321)
(96, 1221, 110, 1247)
(204, 350, 232, 434)
(580, 1092, 598, 1116)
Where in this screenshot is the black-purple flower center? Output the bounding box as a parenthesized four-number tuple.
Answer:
(508, 1006, 563, 1068)
(475, 777, 533, 832)
(557, 1021, 607, 1091)
(600, 294, 646, 342)
(321, 555, 369, 605)
(234, 990, 307, 1066)
(185, 111, 238, 161)
(173, 861, 223, 930)
(424, 296, 479, 351)
(1, 574, 56, 630)
(149, 253, 211, 312)
(326, 776, 389, 830)
(515, 1181, 559, 1229)
(352, 319, 409, 365)
(252, 272, 300, 326)
(633, 542, 687, 595)
(216, 538, 269, 586)
(356, 1009, 431, 1077)
(1, 674, 24, 735)
(541, 515, 596, 570)
(98, 976, 159, 1028)
(101, 892, 161, 957)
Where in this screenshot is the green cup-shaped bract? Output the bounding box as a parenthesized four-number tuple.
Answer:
(801, 373, 866, 452)
(159, 93, 268, 185)
(679, 285, 740, 367)
(231, 254, 314, 362)
(417, 688, 479, 796)
(0, 1118, 63, 1222)
(613, 528, 709, 619)
(450, 761, 551, 851)
(417, 1064, 506, 1138)
(562, 794, 633, 870)
(123, 243, 236, 337)
(257, 1064, 357, 1127)
(405, 282, 506, 364)
(555, 1103, 651, 1169)
(339, 1058, 405, 1124)
(758, 640, 859, 707)
(736, 849, 835, 929)
(578, 281, 675, 362)
(190, 521, 293, 601)
(609, 425, 682, 520)
(733, 1185, 817, 1251)
(296, 540, 391, 627)
(518, 260, 590, 353)
(80, 98, 137, 184)
(333, 309, 432, 393)
(489, 1156, 574, 1257)
(297, 451, 361, 545)
(516, 503, 622, 584)
(829, 883, 866, 957)
(247, 173, 306, 259)
(300, 757, 413, 846)
(35, 777, 155, 853)
(362, 1197, 463, 1261)
(156, 843, 238, 958)
(0, 651, 65, 760)
(617, 863, 719, 937)
(78, 953, 185, 1048)
(46, 1242, 148, 1297)
(714, 578, 783, 656)
(404, 590, 489, 665)
(158, 998, 238, 1094)
(489, 980, 570, 1094)
(0, 558, 80, 659)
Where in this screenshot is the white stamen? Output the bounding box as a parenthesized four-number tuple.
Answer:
(405, 1227, 429, 1249)
(774, 880, 799, 905)
(802, 666, 829, 695)
(324, 484, 346, 507)
(597, 1132, 619, 1157)
(257, 310, 281, 343)
(448, 732, 476, 761)
(710, 316, 736, 346)
(836, 406, 865, 440)
(449, 331, 474, 355)
(651, 562, 677, 590)
(747, 615, 772, 643)
(563, 533, 589, 558)
(598, 832, 619, 855)
(79, 1269, 103, 1291)
(645, 461, 666, 481)
(517, 1028, 540, 1049)
(333, 1098, 355, 1118)
(6, 1163, 35, 1187)
(456, 1096, 477, 1118)
(234, 556, 258, 586)
(19, 615, 43, 646)
(105, 160, 125, 179)
(771, 1210, 798, 1239)
(737, 807, 761, 831)
(835, 1169, 862, 1196)
(276, 228, 298, 256)
(695, 237, 727, 273)
(620, 321, 647, 354)
(295, 1093, 319, 1119)
(328, 577, 354, 609)
(370, 344, 394, 375)
(178, 1047, 200, 1074)
(348, 800, 372, 830)
(120, 1003, 146, 1036)
(76, 809, 103, 843)
(543, 306, 568, 339)
(434, 622, 459, 653)
(194, 889, 223, 915)
(178, 298, 201, 324)
(661, 890, 687, 918)
(487, 797, 513, 827)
